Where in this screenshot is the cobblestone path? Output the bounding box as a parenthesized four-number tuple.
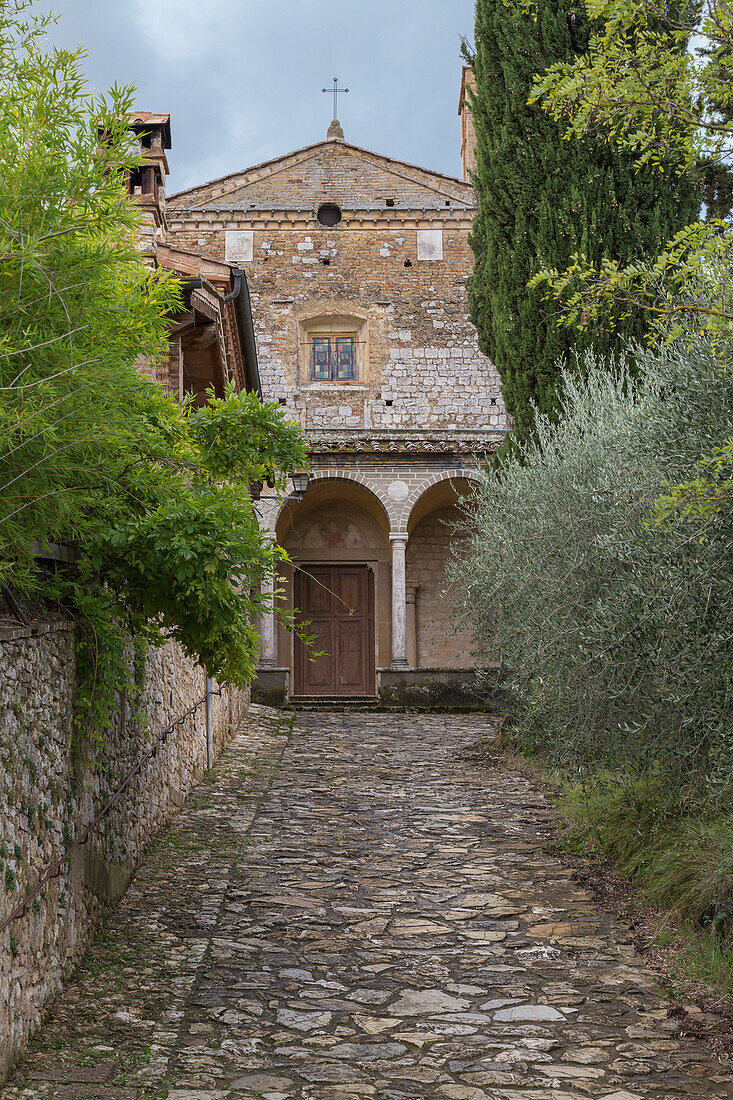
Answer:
(4, 708, 732, 1100)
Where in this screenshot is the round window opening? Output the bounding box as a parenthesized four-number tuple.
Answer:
(317, 203, 342, 227)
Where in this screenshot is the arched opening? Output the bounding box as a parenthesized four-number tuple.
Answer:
(275, 478, 390, 696)
(406, 475, 478, 534)
(276, 477, 390, 546)
(405, 476, 479, 669)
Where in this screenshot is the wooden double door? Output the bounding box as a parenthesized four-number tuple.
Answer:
(294, 565, 375, 696)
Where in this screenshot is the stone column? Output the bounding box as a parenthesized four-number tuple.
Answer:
(390, 534, 409, 669)
(258, 569, 277, 669)
(406, 583, 419, 669)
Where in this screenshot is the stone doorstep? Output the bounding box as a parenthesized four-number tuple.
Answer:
(50, 1089, 138, 1100)
(24, 1063, 138, 1100)
(27, 1064, 113, 1084)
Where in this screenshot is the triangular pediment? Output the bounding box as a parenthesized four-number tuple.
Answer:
(169, 140, 475, 213)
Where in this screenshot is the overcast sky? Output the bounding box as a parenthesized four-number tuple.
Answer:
(41, 0, 476, 194)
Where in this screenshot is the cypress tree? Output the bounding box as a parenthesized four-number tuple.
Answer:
(466, 1, 699, 441)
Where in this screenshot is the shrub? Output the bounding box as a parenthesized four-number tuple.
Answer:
(453, 330, 733, 812)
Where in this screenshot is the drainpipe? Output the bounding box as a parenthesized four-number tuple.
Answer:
(224, 267, 262, 396)
(205, 672, 213, 770)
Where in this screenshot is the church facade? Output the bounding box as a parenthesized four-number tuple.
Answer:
(166, 85, 508, 702)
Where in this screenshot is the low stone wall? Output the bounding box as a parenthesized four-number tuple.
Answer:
(377, 666, 504, 708)
(0, 617, 248, 1081)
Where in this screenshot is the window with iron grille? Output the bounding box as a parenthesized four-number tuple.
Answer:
(310, 335, 357, 381)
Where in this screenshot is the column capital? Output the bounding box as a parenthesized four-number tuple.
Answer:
(389, 532, 408, 545)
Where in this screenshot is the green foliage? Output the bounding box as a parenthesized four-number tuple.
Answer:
(0, 3, 182, 588)
(188, 385, 305, 485)
(518, 0, 733, 709)
(529, 0, 733, 179)
(525, 0, 733, 333)
(0, 1, 309, 733)
(465, 0, 698, 440)
(653, 439, 733, 526)
(48, 385, 307, 735)
(531, 220, 733, 341)
(453, 330, 733, 807)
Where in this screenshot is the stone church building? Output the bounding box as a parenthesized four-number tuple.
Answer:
(162, 74, 508, 702)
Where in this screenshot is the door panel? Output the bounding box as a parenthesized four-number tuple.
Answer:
(337, 618, 365, 691)
(301, 570, 332, 614)
(304, 619, 334, 690)
(337, 569, 366, 612)
(294, 565, 375, 696)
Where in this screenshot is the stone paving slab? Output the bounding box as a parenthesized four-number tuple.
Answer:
(2, 709, 732, 1100)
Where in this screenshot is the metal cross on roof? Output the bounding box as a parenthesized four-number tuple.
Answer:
(322, 77, 349, 121)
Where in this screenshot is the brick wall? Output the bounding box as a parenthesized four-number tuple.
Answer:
(0, 619, 248, 1080)
(459, 67, 478, 182)
(169, 143, 473, 211)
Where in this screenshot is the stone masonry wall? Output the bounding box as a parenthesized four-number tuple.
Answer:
(168, 221, 505, 434)
(406, 505, 475, 669)
(167, 139, 509, 438)
(0, 618, 248, 1080)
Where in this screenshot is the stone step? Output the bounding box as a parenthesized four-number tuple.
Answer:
(286, 695, 380, 710)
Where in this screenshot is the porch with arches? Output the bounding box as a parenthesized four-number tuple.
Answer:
(253, 467, 482, 701)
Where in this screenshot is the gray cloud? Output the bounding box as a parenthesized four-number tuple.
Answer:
(41, 0, 475, 193)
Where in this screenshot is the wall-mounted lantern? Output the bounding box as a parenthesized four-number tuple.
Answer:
(290, 472, 310, 500)
(251, 471, 310, 508)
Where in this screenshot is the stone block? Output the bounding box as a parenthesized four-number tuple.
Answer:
(251, 667, 290, 707)
(377, 667, 500, 708)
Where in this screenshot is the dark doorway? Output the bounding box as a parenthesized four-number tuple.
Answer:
(294, 565, 375, 696)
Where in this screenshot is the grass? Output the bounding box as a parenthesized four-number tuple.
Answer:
(557, 779, 733, 920)
(473, 731, 733, 998)
(659, 922, 733, 996)
(551, 772, 733, 995)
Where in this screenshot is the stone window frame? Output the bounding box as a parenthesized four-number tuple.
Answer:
(298, 313, 369, 388)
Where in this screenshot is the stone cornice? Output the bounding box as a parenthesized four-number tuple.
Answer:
(168, 210, 475, 233)
(305, 428, 504, 455)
